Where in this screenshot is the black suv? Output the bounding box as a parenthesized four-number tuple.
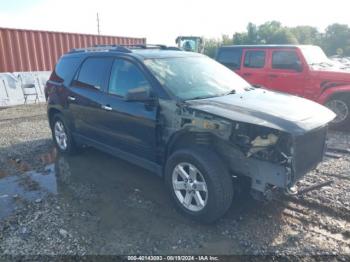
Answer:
(46, 45, 335, 223)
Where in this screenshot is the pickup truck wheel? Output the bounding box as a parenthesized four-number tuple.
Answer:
(52, 114, 77, 154)
(165, 147, 233, 223)
(325, 97, 350, 129)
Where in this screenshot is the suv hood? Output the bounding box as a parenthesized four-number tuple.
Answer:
(311, 64, 350, 81)
(186, 89, 335, 135)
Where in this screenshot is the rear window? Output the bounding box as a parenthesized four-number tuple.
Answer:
(244, 50, 266, 68)
(272, 51, 300, 70)
(50, 57, 80, 83)
(216, 48, 242, 69)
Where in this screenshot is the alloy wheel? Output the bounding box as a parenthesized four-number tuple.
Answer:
(172, 162, 208, 212)
(54, 120, 68, 150)
(326, 99, 349, 124)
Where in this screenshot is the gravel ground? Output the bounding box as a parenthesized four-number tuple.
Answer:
(0, 104, 349, 260)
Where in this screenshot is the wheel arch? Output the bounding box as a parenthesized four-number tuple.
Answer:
(164, 129, 226, 165)
(48, 107, 62, 128)
(167, 131, 208, 154)
(318, 85, 350, 104)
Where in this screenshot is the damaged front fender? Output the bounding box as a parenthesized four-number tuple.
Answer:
(159, 98, 327, 196)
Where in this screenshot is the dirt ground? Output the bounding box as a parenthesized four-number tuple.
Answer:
(0, 104, 349, 260)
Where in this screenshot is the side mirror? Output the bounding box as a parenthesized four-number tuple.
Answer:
(125, 87, 152, 102)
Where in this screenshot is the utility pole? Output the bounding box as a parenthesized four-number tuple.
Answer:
(97, 12, 100, 35)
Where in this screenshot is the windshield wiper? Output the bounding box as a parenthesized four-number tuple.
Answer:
(225, 89, 236, 95)
(188, 89, 236, 100)
(188, 95, 218, 100)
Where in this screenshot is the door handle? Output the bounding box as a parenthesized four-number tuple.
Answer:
(243, 73, 252, 77)
(268, 74, 278, 78)
(101, 105, 112, 111)
(67, 96, 76, 101)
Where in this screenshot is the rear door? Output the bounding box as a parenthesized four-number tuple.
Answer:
(240, 49, 268, 87)
(98, 58, 158, 161)
(266, 48, 306, 96)
(67, 56, 114, 140)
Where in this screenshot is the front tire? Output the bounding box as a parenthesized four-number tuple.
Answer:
(165, 147, 233, 223)
(51, 114, 77, 154)
(325, 97, 350, 129)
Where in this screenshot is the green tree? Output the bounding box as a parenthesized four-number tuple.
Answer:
(233, 32, 248, 45)
(221, 34, 232, 45)
(205, 21, 350, 58)
(257, 21, 283, 44)
(269, 28, 298, 44)
(203, 35, 233, 57)
(246, 22, 259, 44)
(323, 23, 350, 56)
(203, 38, 221, 58)
(291, 26, 320, 44)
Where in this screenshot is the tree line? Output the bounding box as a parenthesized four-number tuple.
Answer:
(203, 21, 350, 58)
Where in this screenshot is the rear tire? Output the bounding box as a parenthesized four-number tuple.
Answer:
(51, 114, 77, 154)
(325, 96, 350, 130)
(165, 146, 233, 223)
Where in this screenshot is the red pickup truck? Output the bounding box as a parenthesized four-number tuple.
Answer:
(216, 45, 350, 128)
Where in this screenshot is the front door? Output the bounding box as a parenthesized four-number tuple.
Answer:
(266, 49, 306, 96)
(239, 49, 268, 87)
(98, 58, 158, 162)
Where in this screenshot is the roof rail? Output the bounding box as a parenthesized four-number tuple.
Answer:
(123, 44, 182, 50)
(122, 44, 166, 49)
(68, 44, 181, 54)
(68, 45, 132, 54)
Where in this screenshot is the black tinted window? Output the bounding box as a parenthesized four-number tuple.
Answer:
(109, 59, 150, 97)
(217, 48, 242, 69)
(244, 51, 266, 68)
(51, 57, 80, 83)
(76, 57, 114, 89)
(272, 51, 300, 70)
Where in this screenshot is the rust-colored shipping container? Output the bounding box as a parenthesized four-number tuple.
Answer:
(0, 27, 146, 72)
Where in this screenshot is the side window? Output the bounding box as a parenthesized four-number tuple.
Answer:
(244, 50, 266, 68)
(51, 57, 81, 83)
(75, 57, 114, 90)
(108, 59, 150, 97)
(272, 51, 300, 70)
(217, 48, 242, 69)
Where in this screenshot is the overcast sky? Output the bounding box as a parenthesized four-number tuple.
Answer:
(0, 0, 349, 45)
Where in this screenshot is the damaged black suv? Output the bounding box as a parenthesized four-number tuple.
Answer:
(45, 45, 335, 223)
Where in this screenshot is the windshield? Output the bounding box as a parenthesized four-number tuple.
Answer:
(300, 46, 332, 65)
(144, 56, 250, 100)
